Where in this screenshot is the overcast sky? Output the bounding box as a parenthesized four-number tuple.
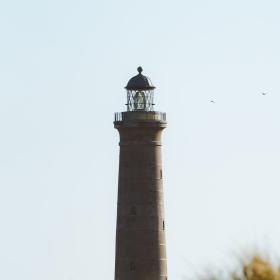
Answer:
(1, 0, 280, 279)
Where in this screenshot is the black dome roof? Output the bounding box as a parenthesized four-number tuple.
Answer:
(125, 67, 155, 90)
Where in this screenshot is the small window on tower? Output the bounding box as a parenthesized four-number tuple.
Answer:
(129, 206, 136, 216)
(163, 220, 165, 230)
(130, 262, 136, 272)
(160, 169, 163, 179)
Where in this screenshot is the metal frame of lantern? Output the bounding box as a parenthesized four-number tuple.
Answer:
(126, 89, 155, 111)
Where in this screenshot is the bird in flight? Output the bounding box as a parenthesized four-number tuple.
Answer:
(261, 92, 268, 96)
(210, 100, 215, 103)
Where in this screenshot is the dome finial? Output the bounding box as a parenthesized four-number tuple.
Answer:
(137, 66, 143, 74)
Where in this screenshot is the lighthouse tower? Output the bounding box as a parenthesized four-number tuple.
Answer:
(114, 67, 168, 280)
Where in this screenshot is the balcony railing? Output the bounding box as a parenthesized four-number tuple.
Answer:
(114, 111, 166, 122)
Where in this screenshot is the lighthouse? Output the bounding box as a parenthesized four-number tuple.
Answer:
(114, 67, 168, 280)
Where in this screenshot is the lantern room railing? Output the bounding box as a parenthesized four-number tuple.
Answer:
(114, 111, 166, 122)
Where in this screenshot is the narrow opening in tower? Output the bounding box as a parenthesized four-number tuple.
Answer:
(130, 262, 136, 272)
(129, 206, 136, 216)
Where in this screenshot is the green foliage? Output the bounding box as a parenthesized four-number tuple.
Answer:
(242, 256, 280, 280)
(201, 256, 280, 280)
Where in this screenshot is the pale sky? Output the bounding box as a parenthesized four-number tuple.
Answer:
(1, 0, 280, 279)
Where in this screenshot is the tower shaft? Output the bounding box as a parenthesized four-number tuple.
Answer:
(114, 111, 167, 280)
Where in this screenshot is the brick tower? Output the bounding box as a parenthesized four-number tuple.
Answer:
(114, 67, 168, 280)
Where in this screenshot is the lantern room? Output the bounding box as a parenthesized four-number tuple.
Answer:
(125, 67, 155, 112)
